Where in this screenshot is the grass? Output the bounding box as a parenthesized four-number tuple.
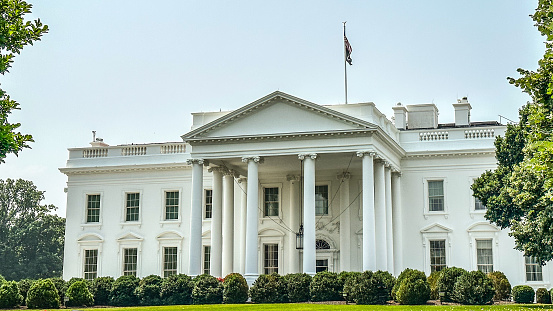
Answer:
(61, 304, 553, 311)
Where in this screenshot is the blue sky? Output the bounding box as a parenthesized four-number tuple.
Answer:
(0, 1, 543, 216)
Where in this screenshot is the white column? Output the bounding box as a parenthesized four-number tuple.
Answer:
(238, 177, 247, 275)
(338, 172, 351, 272)
(385, 164, 394, 275)
(287, 175, 300, 273)
(374, 160, 387, 271)
(357, 151, 376, 271)
(222, 171, 235, 276)
(392, 171, 403, 275)
(299, 153, 317, 276)
(209, 167, 223, 278)
(242, 156, 261, 285)
(187, 159, 204, 276)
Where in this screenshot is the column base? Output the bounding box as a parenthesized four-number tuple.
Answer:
(244, 273, 259, 286)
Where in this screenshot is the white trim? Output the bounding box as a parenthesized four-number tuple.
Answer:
(420, 223, 452, 275)
(466, 222, 500, 272)
(423, 177, 448, 218)
(120, 189, 143, 227)
(260, 183, 283, 223)
(202, 188, 213, 221)
(468, 177, 486, 217)
(116, 232, 144, 278)
(258, 228, 285, 274)
(77, 233, 104, 279)
(160, 188, 183, 225)
(81, 191, 104, 229)
(156, 231, 184, 276)
(315, 181, 333, 218)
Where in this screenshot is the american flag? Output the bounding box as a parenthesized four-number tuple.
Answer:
(344, 35, 352, 65)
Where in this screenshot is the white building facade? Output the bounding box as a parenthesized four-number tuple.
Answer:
(61, 91, 551, 288)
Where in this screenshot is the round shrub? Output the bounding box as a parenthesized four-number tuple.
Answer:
(110, 275, 140, 306)
(91, 276, 114, 306)
(192, 274, 223, 304)
(250, 273, 288, 303)
(536, 288, 551, 304)
(223, 273, 248, 304)
(427, 271, 441, 300)
(396, 271, 430, 305)
(0, 281, 23, 308)
(392, 268, 427, 302)
(436, 267, 467, 302)
(342, 272, 362, 303)
(285, 273, 311, 302)
(353, 270, 394, 305)
(17, 279, 34, 305)
(26, 279, 60, 309)
(310, 271, 342, 302)
(161, 274, 193, 305)
(136, 274, 163, 306)
(374, 270, 396, 301)
(49, 277, 66, 303)
(512, 285, 534, 303)
(487, 271, 511, 301)
(66, 280, 94, 307)
(452, 270, 494, 305)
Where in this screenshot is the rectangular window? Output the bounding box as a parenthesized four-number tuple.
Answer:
(474, 197, 486, 211)
(264, 187, 279, 217)
(125, 193, 140, 222)
(123, 248, 138, 276)
(205, 190, 213, 219)
(428, 180, 444, 212)
(163, 247, 178, 277)
(203, 246, 211, 275)
(476, 239, 493, 273)
(430, 240, 446, 273)
(315, 185, 329, 216)
(316, 259, 329, 273)
(86, 194, 101, 223)
(165, 191, 179, 220)
(84, 249, 98, 280)
(264, 244, 278, 274)
(525, 256, 543, 282)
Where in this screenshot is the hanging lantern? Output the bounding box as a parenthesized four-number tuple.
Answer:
(296, 224, 304, 249)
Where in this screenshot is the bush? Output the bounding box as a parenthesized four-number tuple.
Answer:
(285, 273, 311, 303)
(135, 274, 163, 306)
(0, 281, 23, 308)
(536, 288, 551, 304)
(49, 277, 66, 303)
(192, 274, 223, 304)
(250, 273, 288, 303)
(374, 270, 395, 301)
(452, 270, 494, 305)
(342, 272, 363, 303)
(436, 267, 467, 302)
(310, 271, 342, 302)
(161, 274, 193, 305)
(487, 271, 511, 301)
(26, 279, 60, 309)
(427, 271, 441, 300)
(223, 273, 248, 304)
(0, 275, 5, 286)
(110, 275, 140, 306)
(395, 270, 430, 305)
(91, 276, 114, 306)
(66, 280, 94, 307)
(512, 285, 534, 303)
(17, 279, 35, 305)
(392, 269, 427, 302)
(353, 270, 394, 305)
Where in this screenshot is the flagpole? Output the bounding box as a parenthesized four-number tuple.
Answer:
(343, 21, 348, 104)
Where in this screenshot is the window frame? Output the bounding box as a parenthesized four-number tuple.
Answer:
(77, 233, 103, 280)
(122, 248, 138, 276)
(202, 245, 211, 275)
(423, 178, 448, 216)
(263, 243, 279, 274)
(121, 190, 143, 226)
(162, 189, 181, 222)
(116, 232, 143, 278)
(204, 189, 213, 220)
(475, 239, 494, 273)
(525, 256, 544, 283)
(86, 194, 101, 223)
(83, 248, 99, 281)
(156, 231, 183, 277)
(260, 183, 282, 220)
(315, 182, 332, 217)
(162, 246, 178, 278)
(470, 177, 487, 215)
(420, 224, 451, 276)
(429, 239, 447, 273)
(81, 191, 104, 228)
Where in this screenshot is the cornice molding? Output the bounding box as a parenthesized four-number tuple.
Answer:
(59, 163, 190, 175)
(405, 151, 495, 159)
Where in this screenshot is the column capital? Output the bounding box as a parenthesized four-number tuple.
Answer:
(298, 153, 318, 160)
(286, 174, 300, 181)
(187, 158, 204, 165)
(337, 172, 351, 180)
(356, 151, 376, 158)
(392, 167, 402, 176)
(241, 156, 264, 164)
(223, 169, 239, 177)
(384, 161, 391, 168)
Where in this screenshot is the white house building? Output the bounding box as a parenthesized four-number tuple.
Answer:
(61, 91, 551, 288)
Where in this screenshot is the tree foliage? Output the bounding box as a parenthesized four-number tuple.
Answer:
(0, 178, 65, 280)
(0, 0, 48, 163)
(472, 0, 553, 263)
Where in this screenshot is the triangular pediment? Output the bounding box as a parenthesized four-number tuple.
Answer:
(420, 223, 452, 233)
(77, 233, 104, 243)
(156, 231, 183, 240)
(182, 91, 376, 141)
(467, 222, 499, 232)
(117, 232, 144, 241)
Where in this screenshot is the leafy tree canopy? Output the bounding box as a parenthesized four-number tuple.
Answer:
(0, 178, 64, 280)
(472, 0, 553, 263)
(0, 0, 48, 163)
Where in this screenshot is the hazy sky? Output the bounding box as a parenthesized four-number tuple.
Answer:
(0, 1, 544, 217)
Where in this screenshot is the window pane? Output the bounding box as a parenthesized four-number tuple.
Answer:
(316, 259, 329, 273)
(315, 185, 329, 216)
(525, 256, 543, 282)
(87, 194, 101, 223)
(429, 240, 446, 273)
(476, 239, 493, 273)
(205, 190, 212, 219)
(123, 248, 137, 276)
(264, 188, 279, 217)
(165, 191, 179, 220)
(84, 249, 98, 280)
(126, 193, 140, 221)
(474, 196, 486, 210)
(203, 246, 211, 275)
(163, 247, 177, 277)
(264, 244, 278, 274)
(428, 181, 444, 211)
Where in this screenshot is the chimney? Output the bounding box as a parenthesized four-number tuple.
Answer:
(90, 131, 109, 147)
(453, 97, 471, 127)
(392, 103, 408, 130)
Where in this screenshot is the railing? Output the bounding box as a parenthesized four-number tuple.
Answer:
(121, 146, 147, 156)
(419, 131, 449, 141)
(161, 144, 186, 154)
(83, 148, 108, 158)
(72, 143, 187, 160)
(464, 129, 495, 139)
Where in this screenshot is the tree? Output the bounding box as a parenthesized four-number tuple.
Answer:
(472, 0, 553, 263)
(0, 0, 48, 163)
(0, 178, 65, 280)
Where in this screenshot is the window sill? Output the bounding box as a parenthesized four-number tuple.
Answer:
(80, 223, 102, 230)
(423, 212, 448, 219)
(160, 220, 181, 227)
(120, 222, 142, 228)
(470, 210, 487, 218)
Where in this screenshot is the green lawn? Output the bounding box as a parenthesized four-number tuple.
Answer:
(60, 304, 553, 311)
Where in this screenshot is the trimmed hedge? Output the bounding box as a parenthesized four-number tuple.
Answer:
(91, 276, 114, 306)
(512, 285, 534, 303)
(285, 273, 311, 303)
(17, 279, 35, 305)
(452, 270, 494, 305)
(395, 269, 429, 305)
(223, 273, 248, 304)
(392, 268, 420, 301)
(136, 274, 163, 306)
(0, 281, 23, 308)
(160, 274, 193, 305)
(310, 271, 341, 302)
(26, 279, 60, 309)
(110, 275, 140, 306)
(49, 277, 66, 303)
(436, 267, 467, 302)
(250, 273, 288, 303)
(487, 271, 511, 301)
(536, 287, 551, 304)
(66, 280, 94, 307)
(353, 270, 394, 305)
(341, 272, 362, 303)
(192, 274, 223, 304)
